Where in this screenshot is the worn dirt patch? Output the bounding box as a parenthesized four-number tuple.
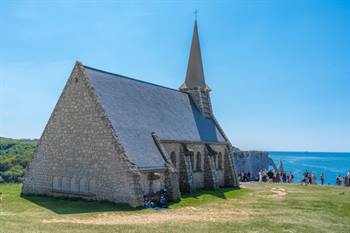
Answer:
(43, 208, 255, 225)
(240, 182, 265, 190)
(270, 187, 288, 198)
(0, 212, 15, 216)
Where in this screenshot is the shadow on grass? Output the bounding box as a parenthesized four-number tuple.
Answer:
(184, 187, 241, 199)
(21, 187, 244, 214)
(169, 187, 245, 207)
(21, 193, 143, 215)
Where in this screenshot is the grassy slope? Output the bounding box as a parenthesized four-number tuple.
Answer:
(0, 183, 349, 233)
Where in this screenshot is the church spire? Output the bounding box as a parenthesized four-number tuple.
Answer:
(180, 20, 210, 91)
(180, 19, 213, 117)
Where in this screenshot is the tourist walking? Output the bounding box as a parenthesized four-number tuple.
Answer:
(259, 170, 263, 182)
(303, 170, 309, 184)
(336, 175, 342, 186)
(273, 171, 277, 183)
(240, 171, 245, 182)
(311, 172, 317, 185)
(320, 173, 325, 185)
(288, 172, 294, 183)
(282, 172, 287, 183)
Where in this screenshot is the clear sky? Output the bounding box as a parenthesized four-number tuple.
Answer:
(0, 1, 349, 152)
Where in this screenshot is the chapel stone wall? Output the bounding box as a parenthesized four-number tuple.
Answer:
(161, 142, 229, 191)
(22, 64, 143, 207)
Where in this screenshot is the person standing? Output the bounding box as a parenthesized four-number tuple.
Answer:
(320, 173, 325, 185)
(336, 175, 341, 186)
(311, 172, 317, 185)
(288, 172, 294, 183)
(259, 170, 263, 183)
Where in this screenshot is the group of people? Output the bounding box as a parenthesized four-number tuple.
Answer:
(239, 171, 251, 182)
(258, 170, 294, 183)
(301, 170, 350, 186)
(239, 170, 295, 183)
(336, 171, 350, 187)
(143, 188, 169, 209)
(239, 168, 350, 187)
(300, 170, 322, 185)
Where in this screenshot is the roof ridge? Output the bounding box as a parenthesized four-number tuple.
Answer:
(83, 65, 185, 94)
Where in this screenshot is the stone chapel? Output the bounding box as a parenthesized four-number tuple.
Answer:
(22, 20, 239, 207)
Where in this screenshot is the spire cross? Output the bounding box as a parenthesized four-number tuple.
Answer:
(194, 9, 198, 20)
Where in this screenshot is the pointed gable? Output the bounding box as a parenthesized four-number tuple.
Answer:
(83, 66, 225, 170)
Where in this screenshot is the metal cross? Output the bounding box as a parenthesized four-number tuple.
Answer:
(194, 9, 198, 20)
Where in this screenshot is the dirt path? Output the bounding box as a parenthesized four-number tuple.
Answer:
(239, 182, 265, 190)
(42, 183, 288, 225)
(43, 207, 255, 225)
(270, 187, 288, 197)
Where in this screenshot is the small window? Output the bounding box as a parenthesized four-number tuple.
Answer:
(79, 178, 88, 193)
(190, 152, 194, 170)
(170, 152, 176, 168)
(213, 154, 217, 169)
(70, 177, 79, 193)
(52, 176, 61, 191)
(196, 152, 202, 171)
(218, 152, 223, 170)
(89, 179, 96, 194)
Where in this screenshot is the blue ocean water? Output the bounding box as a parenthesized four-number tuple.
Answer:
(268, 151, 350, 185)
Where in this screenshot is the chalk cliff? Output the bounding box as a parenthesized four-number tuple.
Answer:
(233, 150, 277, 179)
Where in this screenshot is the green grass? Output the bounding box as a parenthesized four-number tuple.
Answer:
(0, 183, 350, 233)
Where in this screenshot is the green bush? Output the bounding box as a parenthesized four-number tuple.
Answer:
(0, 137, 37, 183)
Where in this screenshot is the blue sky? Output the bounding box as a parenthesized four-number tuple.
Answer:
(0, 1, 349, 152)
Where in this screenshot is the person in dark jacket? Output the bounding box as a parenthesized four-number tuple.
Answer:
(320, 173, 325, 185)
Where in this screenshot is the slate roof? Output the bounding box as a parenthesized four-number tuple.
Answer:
(84, 65, 226, 170)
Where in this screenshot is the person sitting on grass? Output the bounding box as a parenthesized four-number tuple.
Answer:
(159, 195, 168, 208)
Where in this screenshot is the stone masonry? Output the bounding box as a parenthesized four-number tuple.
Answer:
(23, 64, 144, 207)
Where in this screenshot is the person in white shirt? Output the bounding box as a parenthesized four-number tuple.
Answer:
(259, 170, 262, 182)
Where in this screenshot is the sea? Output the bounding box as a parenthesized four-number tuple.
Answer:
(268, 151, 350, 185)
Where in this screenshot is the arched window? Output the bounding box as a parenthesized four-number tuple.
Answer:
(70, 177, 79, 193)
(213, 154, 217, 169)
(196, 152, 202, 171)
(218, 152, 223, 170)
(190, 152, 194, 170)
(170, 152, 176, 168)
(52, 176, 61, 191)
(79, 178, 88, 193)
(62, 177, 70, 192)
(89, 179, 96, 194)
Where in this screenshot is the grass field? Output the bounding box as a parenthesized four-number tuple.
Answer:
(0, 183, 349, 233)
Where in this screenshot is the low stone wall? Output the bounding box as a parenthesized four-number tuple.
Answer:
(233, 151, 277, 180)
